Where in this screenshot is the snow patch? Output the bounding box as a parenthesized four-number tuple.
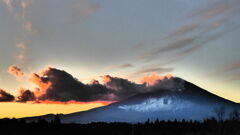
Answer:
(118, 97, 192, 112)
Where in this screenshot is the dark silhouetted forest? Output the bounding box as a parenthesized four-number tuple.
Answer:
(0, 110, 240, 135)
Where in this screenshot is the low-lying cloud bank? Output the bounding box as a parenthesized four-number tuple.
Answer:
(2, 66, 182, 104)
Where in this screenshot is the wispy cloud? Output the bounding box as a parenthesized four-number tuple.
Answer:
(16, 42, 28, 66)
(2, 0, 13, 12)
(141, 0, 240, 64)
(144, 37, 195, 58)
(22, 21, 33, 32)
(209, 60, 240, 76)
(73, 0, 100, 17)
(190, 1, 231, 19)
(2, 0, 33, 69)
(166, 24, 199, 39)
(2, 0, 32, 19)
(205, 60, 240, 84)
(222, 75, 240, 83)
(135, 67, 174, 75)
(128, 64, 174, 80)
(105, 64, 133, 70)
(220, 60, 240, 73)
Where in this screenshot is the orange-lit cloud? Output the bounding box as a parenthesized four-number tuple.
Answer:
(101, 75, 112, 84)
(140, 73, 173, 86)
(26, 67, 145, 102)
(26, 67, 115, 102)
(3, 66, 177, 104)
(29, 73, 52, 96)
(27, 67, 176, 102)
(8, 65, 25, 79)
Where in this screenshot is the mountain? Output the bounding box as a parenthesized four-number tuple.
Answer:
(24, 77, 240, 123)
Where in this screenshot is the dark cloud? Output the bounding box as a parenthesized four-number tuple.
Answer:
(32, 67, 147, 102)
(102, 75, 146, 100)
(0, 67, 184, 103)
(0, 89, 15, 102)
(25, 67, 175, 102)
(29, 67, 112, 102)
(152, 77, 185, 92)
(17, 89, 36, 102)
(26, 67, 147, 102)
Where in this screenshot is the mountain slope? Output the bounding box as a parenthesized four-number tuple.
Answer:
(24, 77, 240, 123)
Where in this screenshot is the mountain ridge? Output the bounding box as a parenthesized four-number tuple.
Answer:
(23, 77, 240, 123)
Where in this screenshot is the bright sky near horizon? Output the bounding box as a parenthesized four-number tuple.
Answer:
(0, 0, 240, 118)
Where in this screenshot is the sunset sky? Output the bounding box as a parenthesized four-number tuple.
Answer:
(0, 0, 240, 118)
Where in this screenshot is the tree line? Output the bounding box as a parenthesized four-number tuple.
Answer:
(0, 108, 239, 135)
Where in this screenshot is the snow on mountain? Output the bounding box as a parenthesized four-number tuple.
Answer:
(118, 96, 193, 112)
(24, 77, 240, 123)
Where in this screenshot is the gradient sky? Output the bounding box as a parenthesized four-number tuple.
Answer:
(0, 0, 240, 118)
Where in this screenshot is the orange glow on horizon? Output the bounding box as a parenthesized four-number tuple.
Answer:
(0, 101, 111, 118)
(32, 100, 112, 105)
